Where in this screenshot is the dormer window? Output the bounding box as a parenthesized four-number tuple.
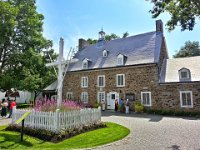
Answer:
(179, 68, 191, 81)
(82, 58, 88, 69)
(103, 50, 108, 57)
(117, 54, 124, 66)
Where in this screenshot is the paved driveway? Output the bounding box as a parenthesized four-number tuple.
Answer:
(91, 111, 200, 150)
(1, 112, 200, 150)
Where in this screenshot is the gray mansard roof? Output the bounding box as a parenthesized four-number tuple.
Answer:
(68, 31, 163, 72)
(160, 56, 200, 83)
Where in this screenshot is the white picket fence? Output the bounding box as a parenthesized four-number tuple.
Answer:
(12, 107, 101, 133)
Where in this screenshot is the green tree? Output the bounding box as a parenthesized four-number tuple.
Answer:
(0, 0, 57, 101)
(105, 33, 119, 41)
(173, 41, 200, 58)
(122, 32, 129, 38)
(86, 32, 128, 44)
(148, 0, 200, 31)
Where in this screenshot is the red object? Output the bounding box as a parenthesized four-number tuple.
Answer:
(10, 101, 16, 109)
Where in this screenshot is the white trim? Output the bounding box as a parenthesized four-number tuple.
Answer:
(103, 50, 108, 57)
(179, 68, 190, 81)
(82, 59, 88, 69)
(180, 91, 193, 108)
(97, 92, 105, 103)
(81, 76, 88, 88)
(117, 54, 124, 66)
(116, 74, 125, 87)
(141, 91, 152, 106)
(81, 92, 88, 103)
(97, 75, 105, 87)
(66, 92, 73, 100)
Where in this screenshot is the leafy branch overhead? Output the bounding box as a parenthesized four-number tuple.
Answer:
(173, 41, 200, 58)
(148, 0, 200, 31)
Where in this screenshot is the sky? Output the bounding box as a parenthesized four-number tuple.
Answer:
(36, 0, 200, 58)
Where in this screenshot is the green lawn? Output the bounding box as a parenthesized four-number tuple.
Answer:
(0, 122, 130, 149)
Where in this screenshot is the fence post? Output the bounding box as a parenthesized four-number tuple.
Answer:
(12, 106, 17, 124)
(98, 107, 101, 121)
(54, 109, 60, 132)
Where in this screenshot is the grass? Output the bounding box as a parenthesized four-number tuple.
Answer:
(0, 122, 130, 149)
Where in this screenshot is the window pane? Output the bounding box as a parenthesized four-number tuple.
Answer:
(146, 93, 150, 105)
(120, 75, 123, 85)
(111, 94, 115, 99)
(181, 71, 188, 78)
(118, 58, 122, 65)
(186, 93, 191, 106)
(182, 93, 187, 106)
(142, 93, 146, 104)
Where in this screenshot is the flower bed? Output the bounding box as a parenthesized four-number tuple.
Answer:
(6, 121, 106, 143)
(34, 99, 83, 112)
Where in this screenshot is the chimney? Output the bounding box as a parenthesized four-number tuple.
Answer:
(78, 38, 89, 50)
(156, 20, 163, 33)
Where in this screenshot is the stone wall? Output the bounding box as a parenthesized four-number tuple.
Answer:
(63, 64, 159, 108)
(154, 83, 200, 111)
(157, 37, 168, 74)
(63, 63, 200, 111)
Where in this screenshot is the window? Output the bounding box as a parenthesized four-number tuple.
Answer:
(116, 74, 125, 87)
(82, 59, 88, 69)
(66, 92, 73, 100)
(117, 54, 124, 66)
(81, 76, 88, 88)
(179, 68, 190, 81)
(103, 50, 107, 57)
(97, 75, 105, 87)
(111, 94, 115, 99)
(141, 92, 152, 106)
(81, 92, 88, 103)
(97, 92, 105, 103)
(180, 91, 193, 108)
(126, 93, 135, 101)
(181, 71, 188, 78)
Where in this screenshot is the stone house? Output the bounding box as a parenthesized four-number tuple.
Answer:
(63, 20, 200, 111)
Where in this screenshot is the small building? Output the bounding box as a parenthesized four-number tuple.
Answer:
(63, 20, 200, 111)
(42, 80, 57, 99)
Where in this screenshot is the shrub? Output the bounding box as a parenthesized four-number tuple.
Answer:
(17, 103, 32, 109)
(6, 122, 107, 143)
(134, 102, 144, 113)
(145, 108, 200, 117)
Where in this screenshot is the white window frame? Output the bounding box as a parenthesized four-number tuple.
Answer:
(179, 68, 190, 81)
(66, 92, 73, 100)
(180, 91, 193, 108)
(116, 74, 125, 87)
(141, 91, 152, 106)
(81, 76, 88, 88)
(81, 92, 88, 103)
(82, 59, 88, 69)
(117, 54, 124, 66)
(103, 50, 107, 57)
(97, 75, 105, 87)
(97, 92, 105, 103)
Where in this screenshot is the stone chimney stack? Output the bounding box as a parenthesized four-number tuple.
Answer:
(78, 38, 89, 50)
(156, 20, 163, 33)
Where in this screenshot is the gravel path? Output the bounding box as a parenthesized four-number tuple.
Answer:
(0, 117, 12, 126)
(90, 111, 200, 150)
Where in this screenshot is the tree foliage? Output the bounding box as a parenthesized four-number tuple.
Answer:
(0, 0, 57, 94)
(173, 41, 200, 58)
(87, 32, 129, 44)
(148, 0, 200, 31)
